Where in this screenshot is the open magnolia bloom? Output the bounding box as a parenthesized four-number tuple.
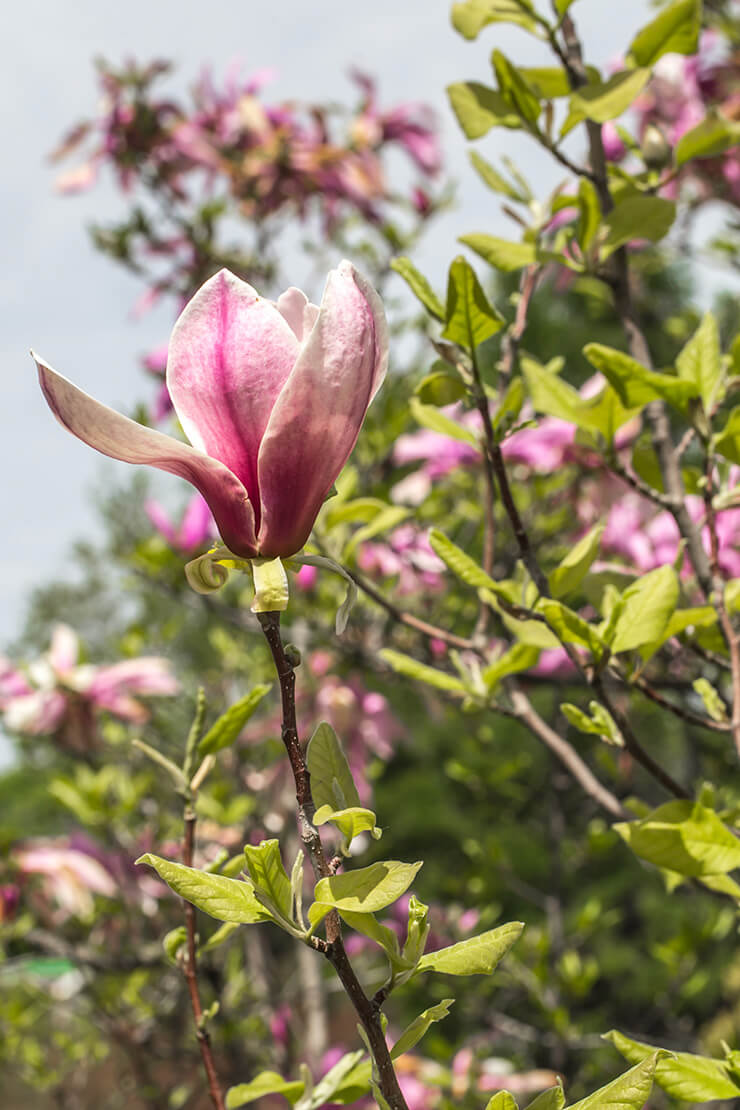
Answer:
(33, 261, 388, 562)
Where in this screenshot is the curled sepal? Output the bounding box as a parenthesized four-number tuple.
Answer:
(251, 556, 289, 613)
(287, 553, 357, 633)
(185, 545, 240, 594)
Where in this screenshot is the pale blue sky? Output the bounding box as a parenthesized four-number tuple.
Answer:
(2, 0, 688, 652)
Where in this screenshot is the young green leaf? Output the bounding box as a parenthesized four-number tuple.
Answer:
(492, 50, 541, 127)
(692, 678, 729, 723)
(301, 1051, 368, 1110)
(198, 685, 271, 757)
(390, 257, 445, 320)
(576, 178, 601, 253)
(401, 895, 431, 968)
(416, 369, 467, 407)
(409, 398, 480, 447)
(676, 110, 740, 167)
(628, 0, 701, 67)
(676, 312, 721, 410)
(226, 1071, 305, 1109)
(379, 649, 467, 694)
(604, 1030, 740, 1102)
(243, 840, 295, 927)
(470, 151, 528, 200)
(584, 344, 697, 412)
(451, 0, 538, 40)
(614, 800, 740, 878)
(713, 407, 740, 465)
(567, 1053, 670, 1110)
(609, 565, 679, 654)
(416, 920, 524, 976)
(485, 1092, 519, 1110)
(600, 197, 676, 256)
(390, 998, 455, 1060)
(313, 860, 423, 914)
(447, 82, 521, 138)
(313, 805, 382, 856)
(549, 525, 604, 599)
(524, 1083, 564, 1110)
(537, 598, 605, 657)
(569, 68, 650, 124)
(338, 909, 404, 966)
(136, 854, 270, 924)
(483, 643, 541, 692)
(443, 255, 504, 352)
(307, 722, 361, 812)
(429, 528, 501, 593)
(459, 233, 537, 272)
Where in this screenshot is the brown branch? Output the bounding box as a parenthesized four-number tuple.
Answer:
(257, 611, 410, 1110)
(182, 809, 225, 1110)
(703, 461, 740, 757)
(632, 675, 731, 734)
(506, 686, 629, 818)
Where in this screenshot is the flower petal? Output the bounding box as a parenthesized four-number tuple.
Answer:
(257, 261, 388, 556)
(34, 353, 258, 557)
(276, 287, 320, 341)
(166, 269, 299, 527)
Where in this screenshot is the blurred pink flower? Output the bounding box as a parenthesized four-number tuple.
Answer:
(15, 838, 117, 921)
(358, 525, 445, 596)
(146, 493, 216, 553)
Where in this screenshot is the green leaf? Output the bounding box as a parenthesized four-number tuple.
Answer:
(600, 196, 676, 256)
(562, 701, 623, 746)
(525, 1088, 563, 1110)
(604, 1030, 740, 1102)
(344, 505, 409, 561)
(199, 920, 241, 955)
(584, 344, 697, 412)
(243, 840, 295, 927)
(485, 1093, 518, 1110)
(614, 800, 740, 877)
(379, 648, 467, 694)
(391, 999, 454, 1060)
(676, 109, 740, 167)
(693, 677, 728, 723)
(401, 895, 431, 968)
(443, 255, 504, 351)
(537, 598, 605, 656)
(307, 722, 361, 811)
(520, 355, 584, 425)
(226, 1072, 305, 1108)
(549, 525, 603, 599)
(429, 528, 500, 593)
(198, 685, 271, 757)
(576, 178, 601, 253)
(390, 257, 444, 320)
(303, 1052, 368, 1110)
(416, 920, 523, 975)
(519, 67, 571, 99)
(610, 565, 679, 653)
(447, 82, 521, 138)
(136, 854, 270, 924)
(568, 1054, 670, 1110)
(483, 643, 541, 691)
(339, 909, 403, 965)
(459, 233, 537, 272)
(470, 151, 527, 200)
(492, 50, 541, 126)
(416, 369, 467, 407)
(409, 398, 480, 447)
(714, 406, 740, 464)
(313, 860, 423, 914)
(628, 0, 701, 67)
(676, 312, 721, 410)
(570, 68, 650, 124)
(314, 805, 382, 856)
(451, 0, 537, 39)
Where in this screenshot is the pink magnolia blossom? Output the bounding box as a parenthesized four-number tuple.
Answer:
(15, 839, 117, 920)
(34, 262, 388, 560)
(0, 624, 178, 737)
(146, 493, 216, 553)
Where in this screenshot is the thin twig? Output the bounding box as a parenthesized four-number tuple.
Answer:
(182, 808, 225, 1110)
(632, 675, 731, 733)
(257, 611, 410, 1110)
(703, 459, 740, 757)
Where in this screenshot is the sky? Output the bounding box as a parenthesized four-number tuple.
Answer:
(0, 0, 694, 660)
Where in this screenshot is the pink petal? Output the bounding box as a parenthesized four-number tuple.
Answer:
(257, 261, 388, 556)
(167, 269, 299, 529)
(34, 354, 258, 557)
(276, 287, 320, 341)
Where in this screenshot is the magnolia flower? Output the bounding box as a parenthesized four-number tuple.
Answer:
(34, 261, 388, 560)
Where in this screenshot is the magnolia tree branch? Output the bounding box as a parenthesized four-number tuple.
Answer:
(182, 806, 226, 1110)
(703, 459, 740, 757)
(257, 610, 410, 1110)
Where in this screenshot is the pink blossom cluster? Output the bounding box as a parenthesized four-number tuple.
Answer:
(605, 32, 740, 203)
(0, 624, 178, 741)
(358, 524, 446, 596)
(53, 60, 441, 227)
